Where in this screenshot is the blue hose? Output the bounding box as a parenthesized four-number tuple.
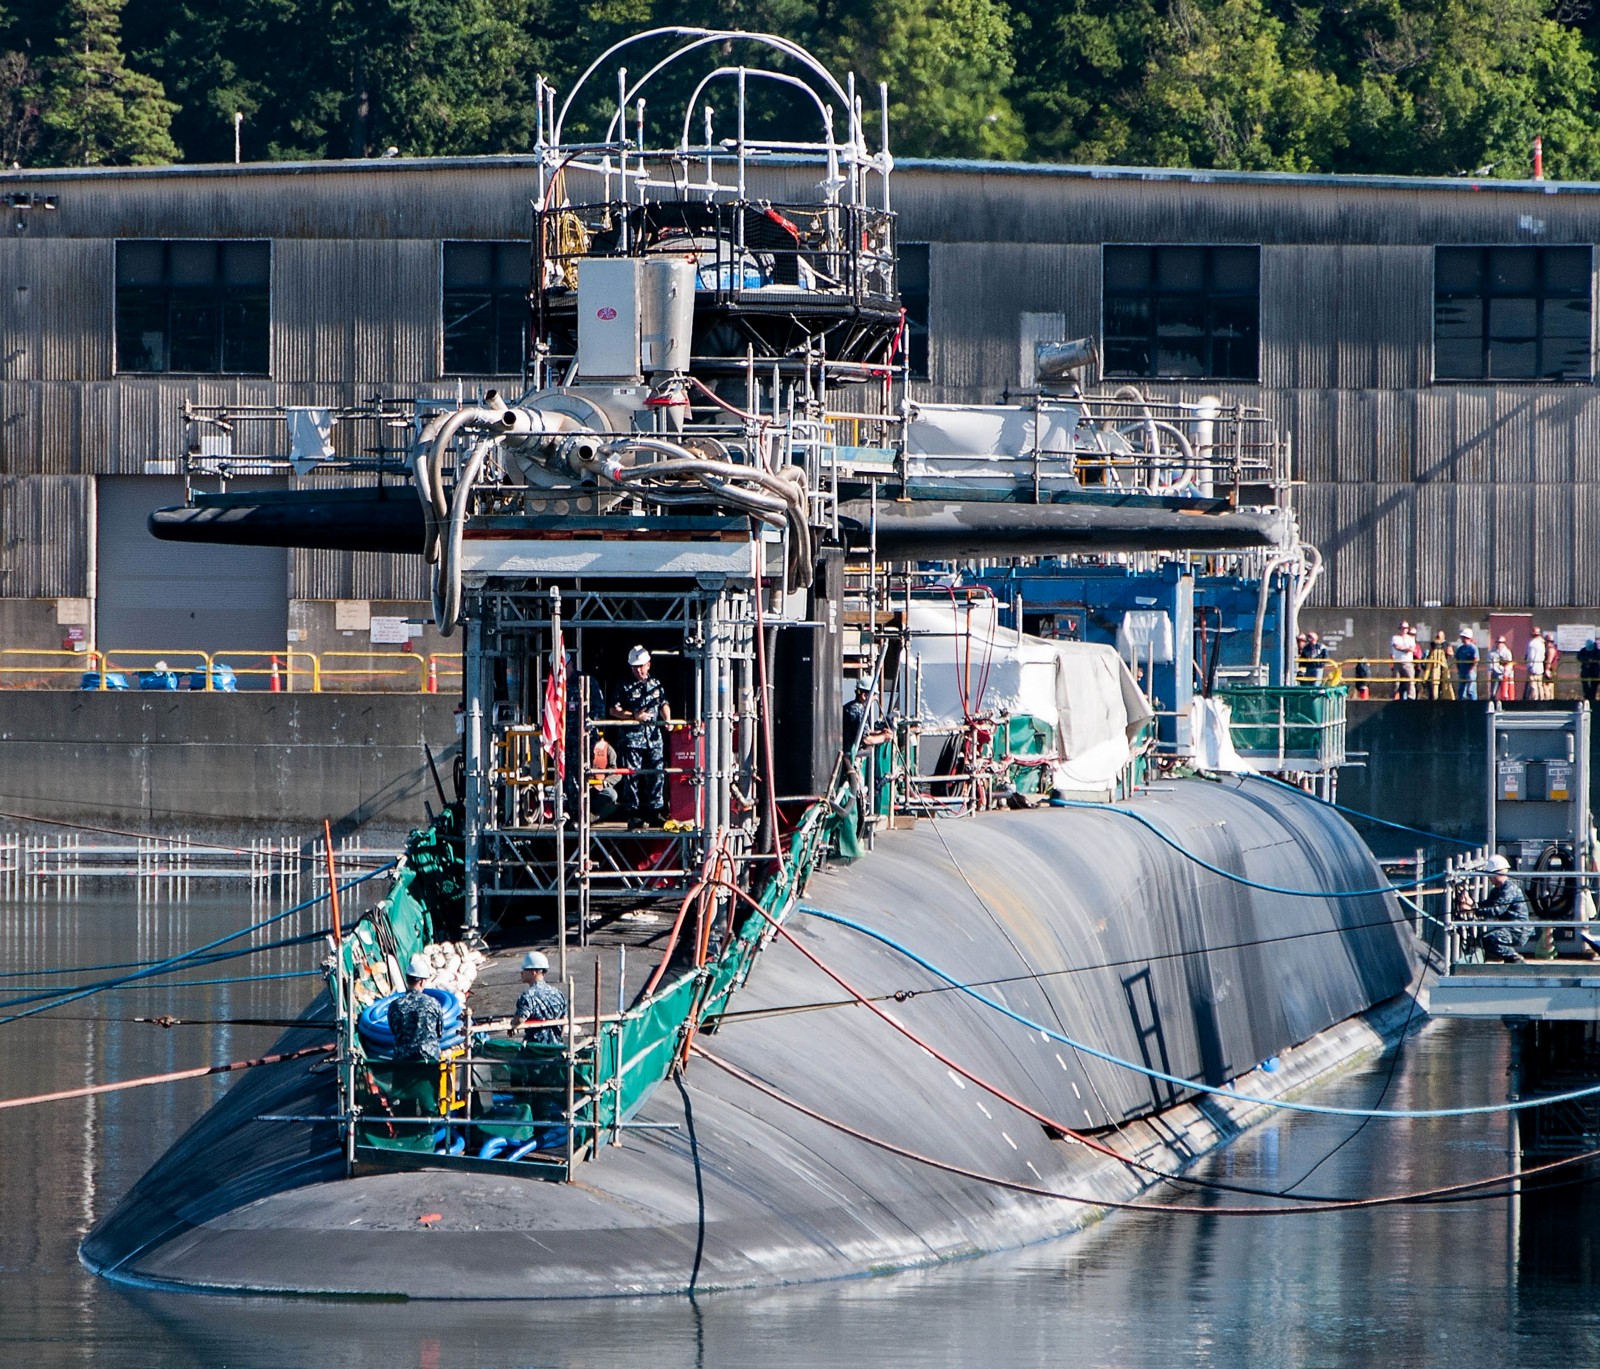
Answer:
(1050, 797, 1430, 896)
(478, 1136, 510, 1160)
(1234, 771, 1483, 848)
(798, 903, 1600, 1120)
(357, 988, 464, 1054)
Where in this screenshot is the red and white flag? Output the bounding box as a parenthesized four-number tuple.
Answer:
(541, 635, 568, 781)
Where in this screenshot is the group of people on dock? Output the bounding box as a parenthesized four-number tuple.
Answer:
(1300, 623, 1600, 702)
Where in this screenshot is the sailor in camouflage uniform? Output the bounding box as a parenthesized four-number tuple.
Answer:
(388, 952, 445, 1060)
(610, 645, 673, 828)
(514, 950, 567, 1043)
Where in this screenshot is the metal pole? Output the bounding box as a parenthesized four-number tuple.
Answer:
(564, 977, 576, 1174)
(553, 587, 568, 977)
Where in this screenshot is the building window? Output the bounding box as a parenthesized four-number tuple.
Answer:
(443, 241, 528, 375)
(115, 241, 270, 374)
(1102, 245, 1259, 380)
(898, 242, 930, 381)
(1434, 246, 1592, 381)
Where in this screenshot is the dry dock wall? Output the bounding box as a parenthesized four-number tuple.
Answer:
(0, 693, 458, 839)
(1340, 699, 1600, 857)
(0, 693, 1582, 849)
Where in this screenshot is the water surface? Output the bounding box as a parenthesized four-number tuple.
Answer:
(2, 892, 1596, 1368)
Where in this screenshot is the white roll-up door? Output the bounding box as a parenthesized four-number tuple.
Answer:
(96, 476, 288, 657)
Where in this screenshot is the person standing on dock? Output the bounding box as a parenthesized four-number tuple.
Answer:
(1468, 855, 1533, 964)
(1489, 636, 1515, 700)
(611, 646, 673, 829)
(1454, 630, 1480, 701)
(1578, 639, 1600, 703)
(1524, 627, 1550, 701)
(1389, 620, 1418, 699)
(515, 951, 567, 1044)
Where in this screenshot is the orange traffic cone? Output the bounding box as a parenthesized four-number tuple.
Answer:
(269, 654, 281, 692)
(426, 657, 438, 694)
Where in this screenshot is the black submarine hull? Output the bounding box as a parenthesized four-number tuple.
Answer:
(81, 779, 1413, 1297)
(148, 488, 1289, 557)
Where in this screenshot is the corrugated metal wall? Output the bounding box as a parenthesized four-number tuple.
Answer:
(2, 157, 1599, 612)
(0, 475, 88, 597)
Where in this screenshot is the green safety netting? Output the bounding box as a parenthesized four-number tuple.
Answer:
(1217, 684, 1347, 756)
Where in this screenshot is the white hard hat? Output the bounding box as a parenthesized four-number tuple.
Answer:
(522, 950, 550, 972)
(406, 952, 432, 979)
(1486, 855, 1512, 873)
(628, 645, 651, 666)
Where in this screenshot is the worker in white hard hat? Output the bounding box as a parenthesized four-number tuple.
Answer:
(1461, 854, 1532, 963)
(610, 645, 673, 829)
(515, 949, 567, 1044)
(387, 950, 446, 1061)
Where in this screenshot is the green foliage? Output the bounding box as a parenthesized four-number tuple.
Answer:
(823, 0, 1027, 158)
(38, 0, 178, 165)
(3, 0, 1600, 173)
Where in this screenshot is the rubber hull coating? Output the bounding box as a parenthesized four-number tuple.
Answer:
(81, 778, 1414, 1298)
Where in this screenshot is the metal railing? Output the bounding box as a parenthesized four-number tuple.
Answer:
(0, 647, 462, 695)
(1324, 656, 1593, 702)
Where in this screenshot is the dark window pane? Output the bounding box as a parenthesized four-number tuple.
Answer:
(1154, 336, 1206, 375)
(223, 242, 270, 287)
(444, 242, 493, 288)
(444, 291, 496, 373)
(495, 301, 525, 374)
(223, 291, 270, 372)
(1487, 339, 1537, 378)
(1544, 297, 1591, 338)
(1155, 295, 1206, 338)
(168, 294, 220, 371)
(1488, 297, 1538, 339)
(115, 289, 167, 370)
(1545, 336, 1591, 378)
(1156, 247, 1206, 292)
(1434, 248, 1480, 295)
(1104, 296, 1151, 336)
(898, 243, 930, 380)
(1211, 247, 1259, 293)
(1435, 299, 1483, 339)
(169, 242, 219, 287)
(493, 244, 527, 289)
(116, 241, 164, 287)
(1103, 336, 1152, 374)
(1545, 248, 1591, 295)
(1435, 339, 1483, 380)
(1487, 248, 1538, 295)
(1103, 246, 1149, 293)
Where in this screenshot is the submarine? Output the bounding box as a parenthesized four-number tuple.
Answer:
(82, 27, 1417, 1297)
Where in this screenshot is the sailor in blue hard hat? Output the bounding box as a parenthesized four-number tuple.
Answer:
(515, 949, 567, 1044)
(388, 951, 445, 1061)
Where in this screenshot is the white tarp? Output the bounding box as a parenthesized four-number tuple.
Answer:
(1188, 696, 1251, 773)
(907, 598, 1153, 795)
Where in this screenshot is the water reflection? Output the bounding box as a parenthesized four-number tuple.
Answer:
(4, 894, 1600, 1367)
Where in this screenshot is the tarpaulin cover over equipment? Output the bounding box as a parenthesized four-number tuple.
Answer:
(907, 598, 1152, 794)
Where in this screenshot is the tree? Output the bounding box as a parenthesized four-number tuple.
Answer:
(823, 0, 1027, 158)
(1131, 0, 1351, 170)
(0, 48, 38, 166)
(38, 0, 178, 165)
(125, 0, 556, 163)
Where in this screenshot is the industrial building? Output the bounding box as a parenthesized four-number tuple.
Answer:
(2, 154, 1598, 670)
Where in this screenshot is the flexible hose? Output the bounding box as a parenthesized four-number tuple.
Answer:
(1049, 797, 1428, 896)
(796, 903, 1600, 1119)
(692, 1045, 1600, 1216)
(1232, 772, 1483, 848)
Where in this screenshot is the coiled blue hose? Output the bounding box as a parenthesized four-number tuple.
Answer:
(357, 988, 465, 1055)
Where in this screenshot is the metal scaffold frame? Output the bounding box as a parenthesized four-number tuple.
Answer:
(460, 575, 760, 952)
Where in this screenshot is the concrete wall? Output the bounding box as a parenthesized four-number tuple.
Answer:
(0, 693, 458, 839)
(1338, 699, 1599, 858)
